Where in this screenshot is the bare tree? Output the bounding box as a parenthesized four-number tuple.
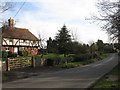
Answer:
(38, 33, 47, 65)
(70, 29, 78, 42)
(89, 0, 120, 43)
(0, 2, 14, 56)
(0, 2, 14, 25)
(0, 2, 13, 13)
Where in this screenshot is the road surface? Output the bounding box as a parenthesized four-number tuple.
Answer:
(2, 53, 119, 88)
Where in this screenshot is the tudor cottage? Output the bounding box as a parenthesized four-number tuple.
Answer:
(1, 18, 39, 55)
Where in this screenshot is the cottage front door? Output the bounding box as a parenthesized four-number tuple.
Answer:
(14, 47, 18, 54)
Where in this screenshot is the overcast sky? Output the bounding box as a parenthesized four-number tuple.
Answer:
(3, 0, 110, 44)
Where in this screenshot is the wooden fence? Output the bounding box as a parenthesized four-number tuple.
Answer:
(2, 56, 47, 71)
(7, 57, 32, 71)
(2, 56, 37, 71)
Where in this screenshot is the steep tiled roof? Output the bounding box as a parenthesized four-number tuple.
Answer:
(2, 26, 39, 41)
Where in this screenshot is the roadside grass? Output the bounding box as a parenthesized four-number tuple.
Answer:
(93, 63, 120, 88)
(59, 53, 110, 68)
(97, 53, 110, 60)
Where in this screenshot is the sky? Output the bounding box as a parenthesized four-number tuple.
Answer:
(3, 0, 110, 44)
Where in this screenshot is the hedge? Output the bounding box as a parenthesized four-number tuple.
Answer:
(72, 53, 93, 62)
(46, 56, 73, 66)
(2, 51, 8, 58)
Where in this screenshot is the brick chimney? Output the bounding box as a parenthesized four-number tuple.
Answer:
(8, 17, 14, 27)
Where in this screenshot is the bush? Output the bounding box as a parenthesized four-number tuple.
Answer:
(73, 53, 92, 62)
(2, 51, 8, 58)
(12, 53, 17, 57)
(46, 56, 73, 66)
(18, 50, 29, 56)
(46, 57, 61, 66)
(8, 51, 17, 58)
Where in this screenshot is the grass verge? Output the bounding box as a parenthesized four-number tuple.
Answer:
(93, 63, 120, 88)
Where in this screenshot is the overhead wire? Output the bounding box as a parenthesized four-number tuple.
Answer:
(13, 1, 26, 19)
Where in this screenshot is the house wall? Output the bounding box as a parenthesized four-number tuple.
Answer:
(2, 46, 6, 51)
(31, 47, 38, 55)
(18, 47, 38, 55)
(2, 37, 39, 55)
(10, 47, 14, 53)
(2, 46, 38, 55)
(2, 38, 39, 47)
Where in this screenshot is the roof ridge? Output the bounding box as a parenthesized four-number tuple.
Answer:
(2, 26, 39, 41)
(15, 27, 28, 30)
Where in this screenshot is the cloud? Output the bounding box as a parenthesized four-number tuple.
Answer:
(14, 0, 109, 44)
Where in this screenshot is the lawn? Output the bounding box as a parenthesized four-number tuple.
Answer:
(93, 63, 120, 88)
(35, 54, 73, 59)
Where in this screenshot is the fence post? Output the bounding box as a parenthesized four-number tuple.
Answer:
(6, 58, 10, 71)
(32, 56, 35, 68)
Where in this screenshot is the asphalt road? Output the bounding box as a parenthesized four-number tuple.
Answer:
(2, 53, 119, 88)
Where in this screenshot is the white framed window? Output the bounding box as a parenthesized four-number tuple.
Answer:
(6, 47, 10, 52)
(22, 47, 25, 50)
(31, 47, 34, 51)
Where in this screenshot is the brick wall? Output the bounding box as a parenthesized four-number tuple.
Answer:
(31, 47, 38, 55)
(10, 47, 14, 53)
(19, 47, 22, 51)
(2, 46, 5, 51)
(19, 47, 38, 55)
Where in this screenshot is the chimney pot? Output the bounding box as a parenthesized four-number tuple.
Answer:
(8, 17, 14, 27)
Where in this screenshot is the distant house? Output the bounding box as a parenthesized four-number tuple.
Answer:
(1, 18, 39, 55)
(104, 43, 114, 53)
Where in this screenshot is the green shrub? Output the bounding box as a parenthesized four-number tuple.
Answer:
(12, 53, 17, 57)
(73, 53, 92, 62)
(46, 56, 73, 66)
(2, 51, 8, 58)
(18, 50, 29, 56)
(7, 51, 13, 57)
(8, 51, 17, 58)
(46, 57, 61, 66)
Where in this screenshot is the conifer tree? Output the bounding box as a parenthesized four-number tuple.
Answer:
(55, 25, 72, 56)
